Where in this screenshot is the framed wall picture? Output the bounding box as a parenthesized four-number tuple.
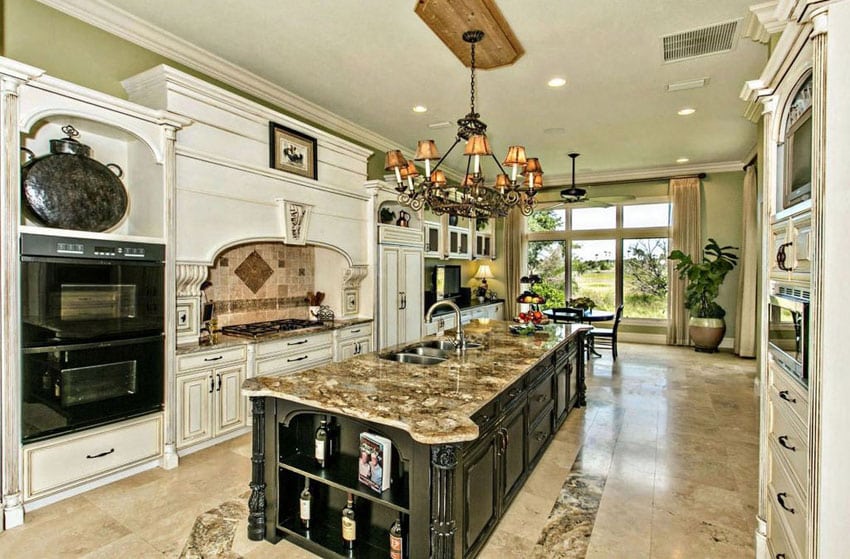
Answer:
(269, 122, 318, 180)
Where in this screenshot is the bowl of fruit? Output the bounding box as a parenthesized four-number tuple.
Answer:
(516, 290, 545, 305)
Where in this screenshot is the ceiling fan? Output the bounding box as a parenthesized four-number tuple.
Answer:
(554, 153, 636, 208)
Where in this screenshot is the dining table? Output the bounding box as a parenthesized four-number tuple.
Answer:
(543, 308, 615, 323)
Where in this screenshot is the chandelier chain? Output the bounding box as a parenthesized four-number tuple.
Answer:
(470, 39, 477, 115)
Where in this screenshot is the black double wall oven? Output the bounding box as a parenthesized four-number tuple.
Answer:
(21, 233, 165, 443)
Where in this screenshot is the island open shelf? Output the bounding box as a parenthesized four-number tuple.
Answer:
(244, 320, 588, 559)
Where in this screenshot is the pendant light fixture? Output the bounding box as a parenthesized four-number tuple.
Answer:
(384, 30, 543, 218)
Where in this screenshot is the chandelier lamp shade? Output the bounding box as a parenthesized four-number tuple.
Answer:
(384, 30, 543, 218)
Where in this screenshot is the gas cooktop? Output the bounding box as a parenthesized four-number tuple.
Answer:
(220, 319, 320, 339)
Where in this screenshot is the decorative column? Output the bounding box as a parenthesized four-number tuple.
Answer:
(0, 60, 43, 530)
(806, 9, 828, 559)
(754, 93, 778, 551)
(430, 444, 459, 558)
(247, 397, 267, 541)
(160, 125, 180, 470)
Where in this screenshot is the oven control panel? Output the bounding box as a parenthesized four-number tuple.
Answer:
(21, 233, 164, 262)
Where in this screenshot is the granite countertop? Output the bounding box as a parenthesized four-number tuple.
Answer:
(176, 317, 374, 356)
(242, 320, 587, 445)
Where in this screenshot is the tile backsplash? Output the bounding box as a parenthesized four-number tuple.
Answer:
(205, 242, 315, 326)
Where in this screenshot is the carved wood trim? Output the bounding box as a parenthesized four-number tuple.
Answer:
(430, 444, 459, 558)
(248, 397, 267, 541)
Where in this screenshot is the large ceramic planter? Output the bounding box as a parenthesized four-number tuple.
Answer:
(688, 317, 726, 353)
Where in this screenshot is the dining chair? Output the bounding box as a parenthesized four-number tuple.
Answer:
(548, 307, 584, 324)
(586, 304, 624, 359)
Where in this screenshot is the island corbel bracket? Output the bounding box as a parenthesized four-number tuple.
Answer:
(247, 397, 266, 541)
(430, 444, 459, 558)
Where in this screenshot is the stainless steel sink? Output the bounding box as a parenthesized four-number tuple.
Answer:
(411, 340, 484, 351)
(383, 352, 447, 365)
(404, 346, 450, 358)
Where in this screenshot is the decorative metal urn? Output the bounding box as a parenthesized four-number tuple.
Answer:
(21, 125, 128, 232)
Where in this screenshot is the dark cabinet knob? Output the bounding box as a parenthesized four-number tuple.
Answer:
(776, 242, 794, 271)
(778, 435, 796, 452)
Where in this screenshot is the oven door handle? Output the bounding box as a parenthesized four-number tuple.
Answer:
(22, 333, 164, 354)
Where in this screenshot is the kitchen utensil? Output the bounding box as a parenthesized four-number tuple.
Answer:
(21, 124, 128, 232)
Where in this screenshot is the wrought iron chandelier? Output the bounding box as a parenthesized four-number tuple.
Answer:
(384, 30, 543, 219)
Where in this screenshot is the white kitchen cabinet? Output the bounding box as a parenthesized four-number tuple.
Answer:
(334, 323, 373, 361)
(474, 218, 496, 260)
(176, 345, 248, 451)
(379, 245, 423, 349)
(254, 332, 333, 376)
(424, 221, 443, 258)
(422, 213, 476, 260)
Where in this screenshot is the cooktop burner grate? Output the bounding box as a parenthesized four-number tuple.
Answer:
(220, 319, 319, 339)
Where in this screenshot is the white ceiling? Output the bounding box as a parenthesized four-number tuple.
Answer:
(95, 0, 767, 183)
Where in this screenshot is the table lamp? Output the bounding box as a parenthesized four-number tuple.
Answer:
(474, 264, 494, 300)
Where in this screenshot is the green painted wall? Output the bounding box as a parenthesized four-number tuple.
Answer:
(1, 0, 384, 177)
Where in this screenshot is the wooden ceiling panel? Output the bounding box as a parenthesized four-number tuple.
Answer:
(414, 0, 524, 69)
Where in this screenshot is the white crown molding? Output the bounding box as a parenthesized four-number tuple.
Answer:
(34, 0, 411, 156)
(739, 19, 810, 107)
(0, 56, 45, 82)
(541, 160, 747, 188)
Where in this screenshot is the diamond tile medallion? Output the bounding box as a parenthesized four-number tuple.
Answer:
(234, 250, 273, 294)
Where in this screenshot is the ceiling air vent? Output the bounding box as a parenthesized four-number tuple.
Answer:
(662, 20, 739, 63)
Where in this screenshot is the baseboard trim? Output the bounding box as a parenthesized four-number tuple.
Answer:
(176, 427, 250, 458)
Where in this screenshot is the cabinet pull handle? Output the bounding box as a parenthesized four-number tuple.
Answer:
(502, 428, 509, 453)
(209, 375, 215, 393)
(778, 390, 797, 404)
(204, 355, 223, 362)
(778, 435, 796, 451)
(776, 492, 795, 514)
(776, 554, 786, 559)
(288, 355, 309, 362)
(535, 394, 547, 403)
(86, 448, 115, 459)
(351, 329, 361, 334)
(216, 373, 222, 392)
(534, 432, 547, 442)
(354, 342, 360, 355)
(777, 242, 794, 271)
(287, 339, 308, 346)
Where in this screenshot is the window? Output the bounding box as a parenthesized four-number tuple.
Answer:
(526, 202, 670, 320)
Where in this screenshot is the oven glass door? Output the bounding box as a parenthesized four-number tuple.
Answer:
(767, 296, 806, 380)
(22, 335, 164, 443)
(21, 256, 164, 346)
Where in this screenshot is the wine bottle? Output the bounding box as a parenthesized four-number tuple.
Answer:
(299, 478, 311, 529)
(389, 515, 403, 559)
(315, 419, 328, 468)
(341, 493, 356, 550)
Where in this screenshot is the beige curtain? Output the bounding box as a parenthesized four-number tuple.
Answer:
(734, 164, 759, 357)
(667, 177, 701, 345)
(504, 209, 523, 319)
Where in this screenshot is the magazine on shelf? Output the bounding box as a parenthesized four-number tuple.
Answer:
(358, 432, 392, 493)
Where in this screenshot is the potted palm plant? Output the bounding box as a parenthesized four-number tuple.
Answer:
(668, 238, 739, 352)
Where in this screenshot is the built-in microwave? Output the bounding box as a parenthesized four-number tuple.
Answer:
(767, 287, 809, 386)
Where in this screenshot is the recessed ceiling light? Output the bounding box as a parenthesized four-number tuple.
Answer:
(677, 108, 696, 116)
(412, 105, 428, 113)
(676, 157, 690, 163)
(547, 77, 567, 88)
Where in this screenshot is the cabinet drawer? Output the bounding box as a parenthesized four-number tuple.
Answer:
(767, 496, 802, 559)
(769, 392, 808, 490)
(769, 358, 809, 430)
(528, 375, 553, 424)
(178, 345, 246, 373)
(257, 332, 332, 358)
(472, 400, 497, 430)
(768, 444, 807, 553)
(499, 380, 525, 409)
(337, 323, 372, 342)
(527, 404, 553, 465)
(256, 346, 333, 376)
(25, 414, 162, 500)
(554, 342, 576, 365)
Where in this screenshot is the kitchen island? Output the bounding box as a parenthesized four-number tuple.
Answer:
(242, 320, 588, 559)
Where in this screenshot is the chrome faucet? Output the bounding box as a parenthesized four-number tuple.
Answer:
(425, 300, 466, 351)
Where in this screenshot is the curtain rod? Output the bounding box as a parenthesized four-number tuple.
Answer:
(539, 172, 707, 190)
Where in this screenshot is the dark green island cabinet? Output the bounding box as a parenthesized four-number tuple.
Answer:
(242, 321, 587, 559)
